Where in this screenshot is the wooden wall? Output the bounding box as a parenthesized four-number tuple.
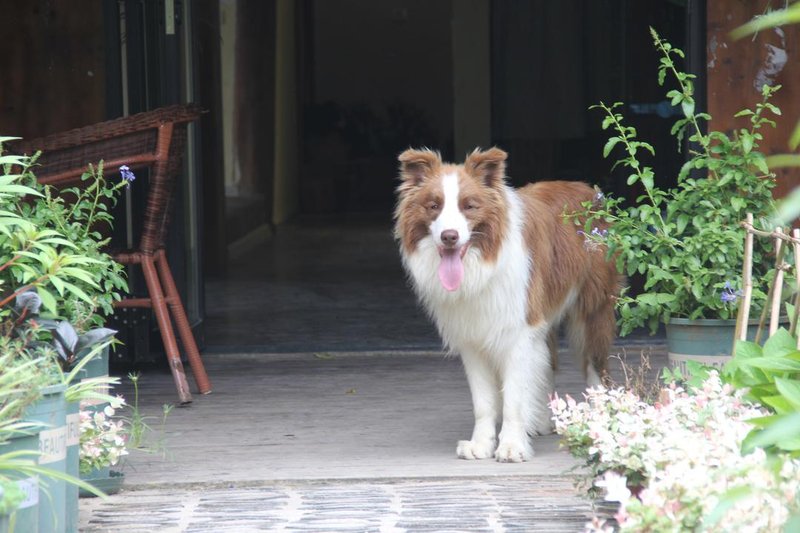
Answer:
(0, 1, 107, 139)
(707, 1, 800, 198)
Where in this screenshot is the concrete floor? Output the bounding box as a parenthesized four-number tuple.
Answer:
(80, 218, 667, 531)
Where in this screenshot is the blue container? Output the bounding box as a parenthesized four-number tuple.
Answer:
(25, 384, 67, 533)
(64, 401, 80, 533)
(0, 432, 40, 533)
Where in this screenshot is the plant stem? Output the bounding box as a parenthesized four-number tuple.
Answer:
(601, 102, 670, 237)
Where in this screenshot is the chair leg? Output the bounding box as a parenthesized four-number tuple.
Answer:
(141, 256, 193, 404)
(154, 250, 212, 394)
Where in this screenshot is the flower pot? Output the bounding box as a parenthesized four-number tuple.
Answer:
(64, 401, 80, 533)
(78, 470, 123, 498)
(25, 383, 67, 533)
(0, 432, 40, 533)
(666, 317, 784, 376)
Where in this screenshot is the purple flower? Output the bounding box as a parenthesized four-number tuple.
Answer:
(591, 227, 608, 239)
(119, 165, 136, 188)
(720, 281, 743, 304)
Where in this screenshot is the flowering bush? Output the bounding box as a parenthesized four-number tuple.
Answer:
(79, 396, 129, 474)
(551, 372, 800, 531)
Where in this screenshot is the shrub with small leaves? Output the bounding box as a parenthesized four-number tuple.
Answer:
(574, 29, 779, 335)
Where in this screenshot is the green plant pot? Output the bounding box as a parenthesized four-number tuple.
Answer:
(0, 432, 40, 533)
(25, 383, 67, 533)
(79, 470, 123, 498)
(64, 401, 79, 533)
(77, 345, 109, 384)
(666, 317, 783, 376)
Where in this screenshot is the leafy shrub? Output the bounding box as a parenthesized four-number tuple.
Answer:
(724, 328, 800, 455)
(576, 29, 778, 335)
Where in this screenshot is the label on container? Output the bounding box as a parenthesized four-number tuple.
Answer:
(16, 477, 39, 509)
(66, 413, 80, 447)
(39, 426, 67, 464)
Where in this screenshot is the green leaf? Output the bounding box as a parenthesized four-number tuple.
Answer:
(58, 267, 100, 287)
(775, 377, 800, 410)
(681, 98, 695, 118)
(741, 134, 753, 154)
(789, 119, 800, 151)
(49, 275, 66, 296)
(36, 285, 57, 315)
(734, 340, 763, 360)
(741, 357, 800, 372)
(603, 137, 622, 158)
(762, 395, 794, 414)
(763, 328, 796, 358)
(742, 412, 800, 452)
(60, 281, 95, 306)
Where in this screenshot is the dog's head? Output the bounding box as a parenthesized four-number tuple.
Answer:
(393, 147, 509, 291)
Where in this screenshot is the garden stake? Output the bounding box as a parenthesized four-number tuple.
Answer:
(755, 227, 784, 344)
(769, 228, 787, 337)
(793, 228, 800, 343)
(735, 213, 755, 346)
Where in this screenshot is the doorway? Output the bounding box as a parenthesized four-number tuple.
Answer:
(203, 0, 694, 352)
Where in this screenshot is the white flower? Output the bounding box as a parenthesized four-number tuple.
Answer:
(595, 471, 631, 502)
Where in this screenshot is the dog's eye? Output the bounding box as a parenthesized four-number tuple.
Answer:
(464, 202, 479, 211)
(427, 202, 440, 211)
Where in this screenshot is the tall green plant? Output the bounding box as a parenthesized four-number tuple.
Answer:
(577, 29, 779, 335)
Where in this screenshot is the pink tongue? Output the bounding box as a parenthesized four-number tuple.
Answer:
(438, 249, 464, 291)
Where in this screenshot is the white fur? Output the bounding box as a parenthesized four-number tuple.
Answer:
(430, 173, 470, 248)
(402, 186, 554, 462)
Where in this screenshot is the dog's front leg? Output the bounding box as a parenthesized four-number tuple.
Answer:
(495, 329, 554, 462)
(456, 349, 500, 459)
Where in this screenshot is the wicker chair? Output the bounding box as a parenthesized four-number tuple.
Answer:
(13, 104, 212, 404)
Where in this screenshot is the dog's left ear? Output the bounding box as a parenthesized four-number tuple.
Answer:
(465, 147, 507, 188)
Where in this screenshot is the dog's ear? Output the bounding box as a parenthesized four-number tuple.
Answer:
(465, 147, 507, 188)
(398, 149, 441, 188)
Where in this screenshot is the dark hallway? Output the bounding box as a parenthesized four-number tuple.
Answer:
(203, 215, 440, 353)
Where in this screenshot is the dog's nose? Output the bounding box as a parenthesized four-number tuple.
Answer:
(441, 229, 459, 247)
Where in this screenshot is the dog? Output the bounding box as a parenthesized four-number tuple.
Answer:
(393, 147, 620, 462)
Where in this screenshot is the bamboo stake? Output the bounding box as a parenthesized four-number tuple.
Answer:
(736, 213, 755, 347)
(769, 227, 786, 337)
(793, 228, 800, 346)
(755, 226, 784, 345)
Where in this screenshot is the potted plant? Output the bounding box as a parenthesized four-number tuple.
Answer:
(576, 29, 780, 372)
(0, 139, 129, 531)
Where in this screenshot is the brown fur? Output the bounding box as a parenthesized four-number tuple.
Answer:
(394, 148, 620, 380)
(518, 181, 621, 377)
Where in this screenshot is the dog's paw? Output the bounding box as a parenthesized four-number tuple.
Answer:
(456, 439, 496, 460)
(494, 439, 534, 463)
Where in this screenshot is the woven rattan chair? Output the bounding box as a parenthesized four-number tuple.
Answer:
(13, 104, 211, 404)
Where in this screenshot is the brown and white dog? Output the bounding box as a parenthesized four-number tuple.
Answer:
(394, 147, 620, 462)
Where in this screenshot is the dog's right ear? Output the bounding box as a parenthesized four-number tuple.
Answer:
(398, 149, 441, 188)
